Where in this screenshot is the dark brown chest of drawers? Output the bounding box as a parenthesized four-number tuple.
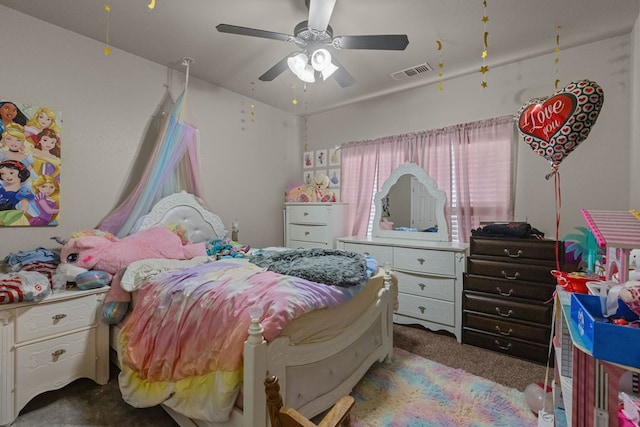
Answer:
(462, 236, 564, 364)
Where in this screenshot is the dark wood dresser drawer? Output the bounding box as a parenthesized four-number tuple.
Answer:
(463, 292, 552, 324)
(462, 329, 551, 365)
(463, 311, 551, 344)
(464, 274, 555, 302)
(470, 237, 561, 262)
(463, 236, 566, 364)
(467, 258, 557, 284)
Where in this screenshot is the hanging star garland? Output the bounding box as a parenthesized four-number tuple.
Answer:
(436, 39, 444, 91)
(103, 5, 112, 55)
(554, 25, 561, 89)
(480, 0, 489, 88)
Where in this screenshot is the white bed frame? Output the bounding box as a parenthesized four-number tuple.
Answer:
(111, 191, 395, 427)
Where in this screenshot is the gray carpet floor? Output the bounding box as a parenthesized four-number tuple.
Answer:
(12, 324, 550, 426)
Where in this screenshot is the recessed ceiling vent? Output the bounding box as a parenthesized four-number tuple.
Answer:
(390, 63, 433, 80)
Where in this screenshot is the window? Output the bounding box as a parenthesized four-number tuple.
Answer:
(342, 115, 515, 243)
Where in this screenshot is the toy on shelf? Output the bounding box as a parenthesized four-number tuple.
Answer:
(285, 173, 336, 203)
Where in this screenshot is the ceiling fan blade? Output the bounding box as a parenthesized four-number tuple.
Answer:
(216, 24, 295, 43)
(259, 55, 291, 82)
(329, 55, 355, 87)
(307, 0, 337, 32)
(334, 34, 409, 50)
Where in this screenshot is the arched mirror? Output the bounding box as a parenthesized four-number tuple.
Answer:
(372, 162, 449, 242)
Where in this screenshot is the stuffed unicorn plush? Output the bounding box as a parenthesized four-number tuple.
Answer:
(57, 226, 207, 323)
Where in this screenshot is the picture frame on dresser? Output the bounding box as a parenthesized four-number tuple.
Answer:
(336, 162, 469, 342)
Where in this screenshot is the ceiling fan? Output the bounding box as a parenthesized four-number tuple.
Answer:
(216, 0, 409, 87)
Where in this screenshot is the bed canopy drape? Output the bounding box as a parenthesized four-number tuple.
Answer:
(98, 61, 204, 237)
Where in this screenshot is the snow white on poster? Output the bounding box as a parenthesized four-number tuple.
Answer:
(0, 100, 62, 226)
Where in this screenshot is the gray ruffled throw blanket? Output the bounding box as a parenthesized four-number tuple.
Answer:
(249, 248, 368, 287)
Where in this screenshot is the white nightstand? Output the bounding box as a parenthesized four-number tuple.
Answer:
(0, 286, 110, 426)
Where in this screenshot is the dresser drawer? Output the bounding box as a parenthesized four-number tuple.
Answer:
(462, 328, 550, 364)
(463, 292, 552, 324)
(396, 271, 454, 301)
(466, 258, 556, 284)
(394, 247, 455, 276)
(286, 205, 330, 224)
(15, 328, 97, 409)
(288, 224, 329, 244)
(16, 293, 100, 343)
(464, 274, 555, 302)
(396, 293, 454, 326)
(470, 237, 560, 262)
(288, 239, 328, 249)
(343, 243, 393, 266)
(463, 311, 551, 344)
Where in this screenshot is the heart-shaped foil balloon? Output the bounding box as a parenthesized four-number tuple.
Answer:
(517, 80, 604, 179)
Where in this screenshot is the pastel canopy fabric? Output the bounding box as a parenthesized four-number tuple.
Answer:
(98, 89, 204, 237)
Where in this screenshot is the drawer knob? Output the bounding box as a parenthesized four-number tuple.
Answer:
(52, 314, 67, 321)
(504, 248, 523, 258)
(303, 212, 309, 216)
(495, 326, 513, 336)
(418, 306, 426, 314)
(495, 287, 513, 297)
(416, 258, 425, 265)
(418, 283, 425, 290)
(305, 231, 310, 236)
(495, 307, 514, 317)
(501, 270, 520, 280)
(52, 349, 66, 358)
(494, 340, 513, 351)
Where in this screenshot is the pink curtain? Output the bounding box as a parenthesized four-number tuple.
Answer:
(341, 115, 514, 242)
(340, 140, 378, 236)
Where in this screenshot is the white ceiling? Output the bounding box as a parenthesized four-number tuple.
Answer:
(2, 0, 639, 115)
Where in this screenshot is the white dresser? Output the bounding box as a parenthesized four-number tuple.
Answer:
(284, 202, 347, 249)
(337, 236, 468, 342)
(0, 287, 110, 426)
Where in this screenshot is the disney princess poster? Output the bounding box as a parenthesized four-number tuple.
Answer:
(0, 99, 62, 226)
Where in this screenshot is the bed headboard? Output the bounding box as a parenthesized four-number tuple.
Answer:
(136, 191, 227, 243)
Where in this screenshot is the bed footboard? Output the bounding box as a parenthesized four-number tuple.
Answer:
(241, 269, 394, 427)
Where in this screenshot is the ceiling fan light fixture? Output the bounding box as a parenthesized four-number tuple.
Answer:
(299, 64, 316, 82)
(311, 48, 331, 70)
(311, 48, 338, 80)
(287, 53, 308, 74)
(320, 62, 338, 80)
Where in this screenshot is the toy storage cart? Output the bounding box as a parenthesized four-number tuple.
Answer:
(560, 209, 640, 427)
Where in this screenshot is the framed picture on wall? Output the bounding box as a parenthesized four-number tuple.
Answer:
(303, 170, 313, 185)
(329, 147, 341, 166)
(0, 99, 62, 227)
(328, 168, 341, 188)
(315, 149, 328, 168)
(303, 151, 314, 169)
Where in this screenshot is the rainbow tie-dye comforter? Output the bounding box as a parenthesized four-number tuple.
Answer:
(117, 257, 370, 422)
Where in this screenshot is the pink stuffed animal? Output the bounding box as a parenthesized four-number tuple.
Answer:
(58, 226, 207, 323)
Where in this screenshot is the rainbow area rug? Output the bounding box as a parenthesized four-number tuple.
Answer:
(351, 348, 537, 427)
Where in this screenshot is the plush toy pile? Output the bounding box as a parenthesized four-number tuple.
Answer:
(57, 226, 208, 323)
(285, 173, 336, 202)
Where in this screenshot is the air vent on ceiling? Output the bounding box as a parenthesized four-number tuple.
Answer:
(390, 63, 434, 81)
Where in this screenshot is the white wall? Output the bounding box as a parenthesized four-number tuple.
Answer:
(1, 5, 636, 256)
(0, 6, 302, 255)
(305, 35, 633, 240)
